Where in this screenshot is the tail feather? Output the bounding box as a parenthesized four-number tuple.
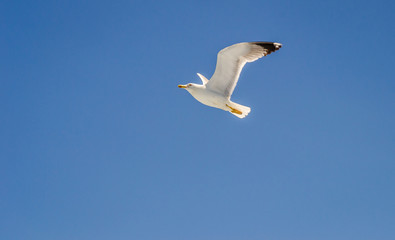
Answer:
(228, 102, 251, 118)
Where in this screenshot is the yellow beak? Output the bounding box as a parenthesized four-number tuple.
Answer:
(178, 85, 187, 88)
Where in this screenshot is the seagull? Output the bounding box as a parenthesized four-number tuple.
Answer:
(178, 41, 282, 118)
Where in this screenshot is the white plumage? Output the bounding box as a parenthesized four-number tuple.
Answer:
(178, 42, 282, 118)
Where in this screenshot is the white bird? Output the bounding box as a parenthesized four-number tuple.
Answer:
(178, 41, 282, 118)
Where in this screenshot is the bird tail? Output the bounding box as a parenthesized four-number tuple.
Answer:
(227, 101, 251, 118)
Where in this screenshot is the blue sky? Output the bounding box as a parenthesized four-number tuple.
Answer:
(1, 0, 395, 239)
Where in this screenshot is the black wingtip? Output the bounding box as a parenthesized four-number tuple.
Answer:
(251, 42, 282, 55)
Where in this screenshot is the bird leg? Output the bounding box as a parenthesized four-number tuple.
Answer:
(226, 104, 242, 115)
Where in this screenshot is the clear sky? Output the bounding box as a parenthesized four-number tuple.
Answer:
(1, 0, 395, 239)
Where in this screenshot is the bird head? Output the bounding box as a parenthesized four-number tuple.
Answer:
(178, 83, 193, 89)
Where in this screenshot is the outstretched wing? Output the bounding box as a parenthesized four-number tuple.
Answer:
(206, 42, 282, 98)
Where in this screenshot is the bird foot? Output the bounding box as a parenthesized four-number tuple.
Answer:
(226, 104, 242, 115)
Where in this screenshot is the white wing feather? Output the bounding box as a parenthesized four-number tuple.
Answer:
(206, 42, 282, 98)
(197, 73, 209, 85)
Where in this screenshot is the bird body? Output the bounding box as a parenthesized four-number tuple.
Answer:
(181, 83, 251, 118)
(179, 42, 282, 118)
(184, 84, 224, 109)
